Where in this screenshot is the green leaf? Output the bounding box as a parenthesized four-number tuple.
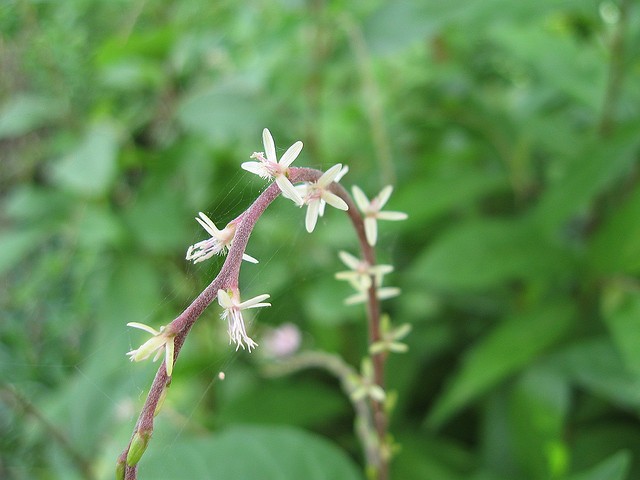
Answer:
(218, 381, 348, 428)
(567, 451, 630, 480)
(0, 93, 67, 139)
(392, 432, 473, 480)
(140, 425, 363, 480)
(588, 185, 640, 274)
(426, 303, 574, 429)
(601, 282, 640, 376)
(52, 121, 121, 197)
(393, 169, 508, 233)
(533, 127, 640, 231)
(411, 219, 572, 291)
(490, 22, 606, 110)
(0, 229, 43, 275)
(508, 366, 570, 479)
(177, 80, 265, 144)
(552, 338, 640, 409)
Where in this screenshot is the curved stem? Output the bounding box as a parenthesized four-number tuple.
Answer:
(120, 168, 388, 479)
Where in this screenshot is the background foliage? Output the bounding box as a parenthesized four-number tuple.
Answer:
(1, 0, 640, 479)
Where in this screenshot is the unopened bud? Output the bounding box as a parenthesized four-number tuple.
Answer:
(126, 431, 151, 466)
(154, 387, 168, 417)
(115, 458, 126, 480)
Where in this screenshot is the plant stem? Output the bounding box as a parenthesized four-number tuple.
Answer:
(599, 0, 631, 137)
(120, 168, 389, 479)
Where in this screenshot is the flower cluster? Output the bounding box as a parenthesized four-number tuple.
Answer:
(125, 127, 407, 368)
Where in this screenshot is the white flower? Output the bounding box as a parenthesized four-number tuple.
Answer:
(335, 250, 393, 291)
(300, 164, 349, 232)
(186, 212, 258, 264)
(126, 322, 176, 376)
(241, 128, 304, 205)
(350, 358, 385, 402)
(217, 289, 271, 351)
(370, 315, 412, 355)
(352, 185, 408, 246)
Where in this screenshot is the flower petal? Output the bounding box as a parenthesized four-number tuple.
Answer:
(217, 289, 233, 309)
(165, 338, 174, 377)
(377, 287, 401, 300)
(276, 176, 303, 205)
(317, 163, 342, 188)
(239, 293, 271, 309)
(322, 191, 348, 211)
(377, 211, 408, 221)
(335, 165, 349, 182)
(351, 185, 370, 212)
(338, 251, 361, 270)
(377, 185, 394, 208)
(279, 141, 303, 167)
(127, 322, 160, 336)
(305, 200, 320, 232)
(242, 253, 259, 264)
(364, 217, 378, 246)
(196, 214, 220, 237)
(241, 161, 267, 177)
(262, 128, 276, 163)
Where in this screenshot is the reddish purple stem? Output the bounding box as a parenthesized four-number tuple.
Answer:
(120, 167, 387, 479)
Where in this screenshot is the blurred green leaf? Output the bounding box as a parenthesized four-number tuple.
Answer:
(219, 381, 348, 428)
(0, 94, 67, 139)
(427, 303, 574, 428)
(411, 218, 572, 291)
(588, 185, 640, 274)
(392, 432, 474, 480)
(140, 425, 363, 480)
(508, 366, 570, 479)
(533, 127, 640, 231)
(393, 169, 509, 232)
(553, 338, 640, 410)
(177, 80, 265, 144)
(0, 229, 43, 275)
(490, 22, 606, 110)
(51, 121, 121, 197)
(567, 450, 630, 480)
(601, 282, 640, 376)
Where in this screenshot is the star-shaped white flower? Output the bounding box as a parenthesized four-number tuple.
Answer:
(126, 322, 176, 376)
(186, 212, 258, 264)
(352, 185, 408, 246)
(335, 251, 393, 291)
(242, 128, 304, 205)
(300, 163, 349, 232)
(217, 289, 271, 351)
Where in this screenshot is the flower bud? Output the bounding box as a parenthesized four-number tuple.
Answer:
(115, 458, 126, 480)
(154, 387, 168, 417)
(126, 430, 151, 466)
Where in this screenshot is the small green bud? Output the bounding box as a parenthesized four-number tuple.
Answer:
(154, 386, 168, 417)
(115, 458, 126, 480)
(126, 431, 151, 466)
